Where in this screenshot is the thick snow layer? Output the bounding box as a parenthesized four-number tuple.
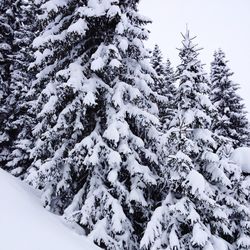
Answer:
(0, 169, 100, 250)
(230, 147, 250, 174)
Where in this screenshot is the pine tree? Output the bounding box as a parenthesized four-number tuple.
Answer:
(211, 49, 250, 148)
(141, 30, 250, 250)
(0, 0, 36, 175)
(24, 1, 161, 249)
(150, 45, 176, 130)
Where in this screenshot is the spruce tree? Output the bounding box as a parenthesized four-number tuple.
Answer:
(162, 58, 176, 129)
(0, 0, 13, 123)
(141, 30, 250, 250)
(150, 44, 176, 130)
(211, 49, 249, 148)
(164, 58, 176, 102)
(150, 44, 165, 92)
(24, 1, 161, 249)
(0, 0, 36, 175)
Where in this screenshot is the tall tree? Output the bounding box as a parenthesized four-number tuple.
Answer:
(141, 30, 250, 250)
(0, 0, 36, 175)
(164, 58, 176, 101)
(24, 0, 161, 249)
(150, 44, 165, 91)
(162, 58, 176, 130)
(0, 0, 13, 121)
(211, 49, 249, 148)
(150, 44, 176, 130)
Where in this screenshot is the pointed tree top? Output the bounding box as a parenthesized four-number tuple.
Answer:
(165, 58, 172, 68)
(152, 44, 162, 57)
(181, 25, 195, 46)
(213, 48, 230, 67)
(151, 43, 164, 64)
(214, 48, 226, 59)
(177, 27, 203, 57)
(154, 44, 160, 50)
(184, 23, 191, 39)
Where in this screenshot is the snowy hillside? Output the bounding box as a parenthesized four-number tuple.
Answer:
(0, 169, 100, 250)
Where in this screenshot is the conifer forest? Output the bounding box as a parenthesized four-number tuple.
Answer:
(1, 1, 250, 249)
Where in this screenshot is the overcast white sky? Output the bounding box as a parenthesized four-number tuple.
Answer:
(139, 0, 250, 117)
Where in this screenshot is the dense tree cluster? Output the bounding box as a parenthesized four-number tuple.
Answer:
(0, 1, 250, 249)
(0, 0, 36, 174)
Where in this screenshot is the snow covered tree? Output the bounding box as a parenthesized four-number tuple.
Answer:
(0, 0, 36, 175)
(150, 44, 165, 90)
(162, 58, 176, 130)
(24, 0, 161, 249)
(164, 58, 176, 102)
(211, 49, 250, 148)
(0, 0, 13, 124)
(150, 44, 176, 130)
(141, 30, 250, 250)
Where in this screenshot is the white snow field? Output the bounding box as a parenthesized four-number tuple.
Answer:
(231, 147, 250, 174)
(0, 169, 100, 250)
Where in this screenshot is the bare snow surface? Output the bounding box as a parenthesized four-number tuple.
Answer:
(231, 147, 250, 174)
(0, 169, 100, 250)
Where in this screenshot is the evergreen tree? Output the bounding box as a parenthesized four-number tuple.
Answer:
(0, 0, 36, 175)
(211, 49, 250, 148)
(24, 0, 161, 249)
(150, 44, 176, 130)
(150, 44, 165, 91)
(164, 58, 176, 102)
(141, 30, 250, 250)
(162, 58, 176, 129)
(0, 0, 13, 121)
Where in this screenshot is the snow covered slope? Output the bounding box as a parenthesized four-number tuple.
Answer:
(0, 169, 100, 250)
(231, 147, 250, 174)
